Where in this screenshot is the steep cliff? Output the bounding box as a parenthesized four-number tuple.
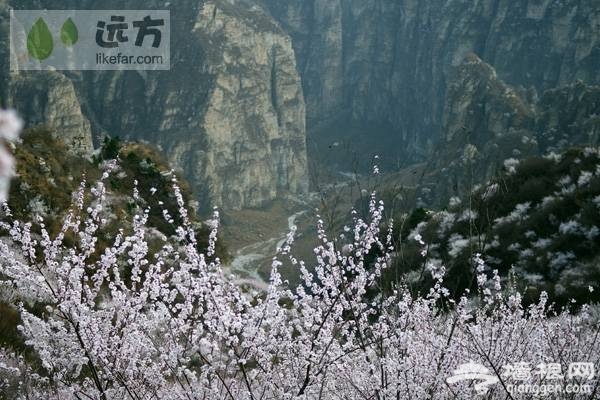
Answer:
(2, 0, 309, 211)
(3, 0, 598, 209)
(0, 1, 93, 153)
(537, 81, 600, 152)
(186, 1, 308, 210)
(420, 55, 600, 207)
(0, 0, 9, 104)
(264, 0, 600, 164)
(7, 72, 94, 154)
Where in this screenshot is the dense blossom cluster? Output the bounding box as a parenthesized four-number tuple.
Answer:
(0, 163, 598, 399)
(0, 109, 23, 201)
(404, 148, 600, 303)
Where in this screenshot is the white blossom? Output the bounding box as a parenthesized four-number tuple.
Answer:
(0, 109, 24, 141)
(0, 172, 597, 399)
(578, 171, 594, 187)
(559, 220, 583, 235)
(494, 202, 531, 225)
(503, 158, 520, 174)
(0, 110, 22, 201)
(448, 233, 469, 258)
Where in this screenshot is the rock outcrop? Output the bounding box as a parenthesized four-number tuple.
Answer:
(7, 72, 94, 154)
(419, 55, 600, 207)
(264, 0, 600, 163)
(420, 55, 538, 205)
(0, 1, 93, 154)
(182, 1, 308, 210)
(2, 0, 599, 210)
(537, 81, 600, 152)
(83, 0, 308, 211)
(2, 0, 309, 211)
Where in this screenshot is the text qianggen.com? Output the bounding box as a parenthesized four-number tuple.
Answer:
(507, 383, 593, 396)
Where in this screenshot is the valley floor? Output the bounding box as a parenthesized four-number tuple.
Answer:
(221, 162, 427, 288)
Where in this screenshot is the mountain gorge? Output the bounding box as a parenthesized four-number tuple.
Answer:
(2, 4, 600, 395)
(264, 0, 600, 165)
(1, 0, 600, 212)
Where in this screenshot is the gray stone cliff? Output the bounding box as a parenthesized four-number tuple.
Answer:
(2, 0, 309, 211)
(7, 72, 94, 154)
(263, 0, 600, 162)
(420, 55, 600, 207)
(0, 2, 93, 153)
(2, 0, 599, 210)
(77, 0, 308, 211)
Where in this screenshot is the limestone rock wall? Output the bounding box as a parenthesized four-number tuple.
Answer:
(421, 55, 600, 207)
(190, 1, 308, 209)
(7, 72, 94, 154)
(264, 0, 600, 161)
(2, 0, 309, 211)
(76, 0, 308, 211)
(3, 0, 599, 209)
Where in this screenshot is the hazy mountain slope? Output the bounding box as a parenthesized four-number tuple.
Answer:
(2, 0, 599, 211)
(390, 147, 600, 305)
(264, 0, 600, 163)
(418, 55, 600, 208)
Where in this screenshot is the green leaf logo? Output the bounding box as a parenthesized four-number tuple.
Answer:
(60, 17, 78, 46)
(27, 18, 54, 60)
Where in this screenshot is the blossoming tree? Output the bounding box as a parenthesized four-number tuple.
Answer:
(0, 110, 598, 398)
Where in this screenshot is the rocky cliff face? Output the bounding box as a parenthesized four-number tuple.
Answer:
(7, 72, 94, 154)
(3, 0, 598, 210)
(263, 0, 600, 163)
(537, 81, 600, 152)
(0, 0, 9, 103)
(0, 1, 93, 153)
(76, 0, 308, 211)
(184, 1, 308, 210)
(419, 55, 600, 207)
(421, 54, 538, 205)
(2, 0, 309, 211)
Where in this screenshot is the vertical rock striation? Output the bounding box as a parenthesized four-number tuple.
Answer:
(83, 0, 308, 211)
(7, 72, 94, 154)
(421, 55, 600, 207)
(188, 1, 308, 209)
(2, 0, 599, 208)
(2, 0, 309, 211)
(263, 0, 600, 162)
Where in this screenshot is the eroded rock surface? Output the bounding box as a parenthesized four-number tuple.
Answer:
(2, 0, 309, 211)
(264, 0, 600, 162)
